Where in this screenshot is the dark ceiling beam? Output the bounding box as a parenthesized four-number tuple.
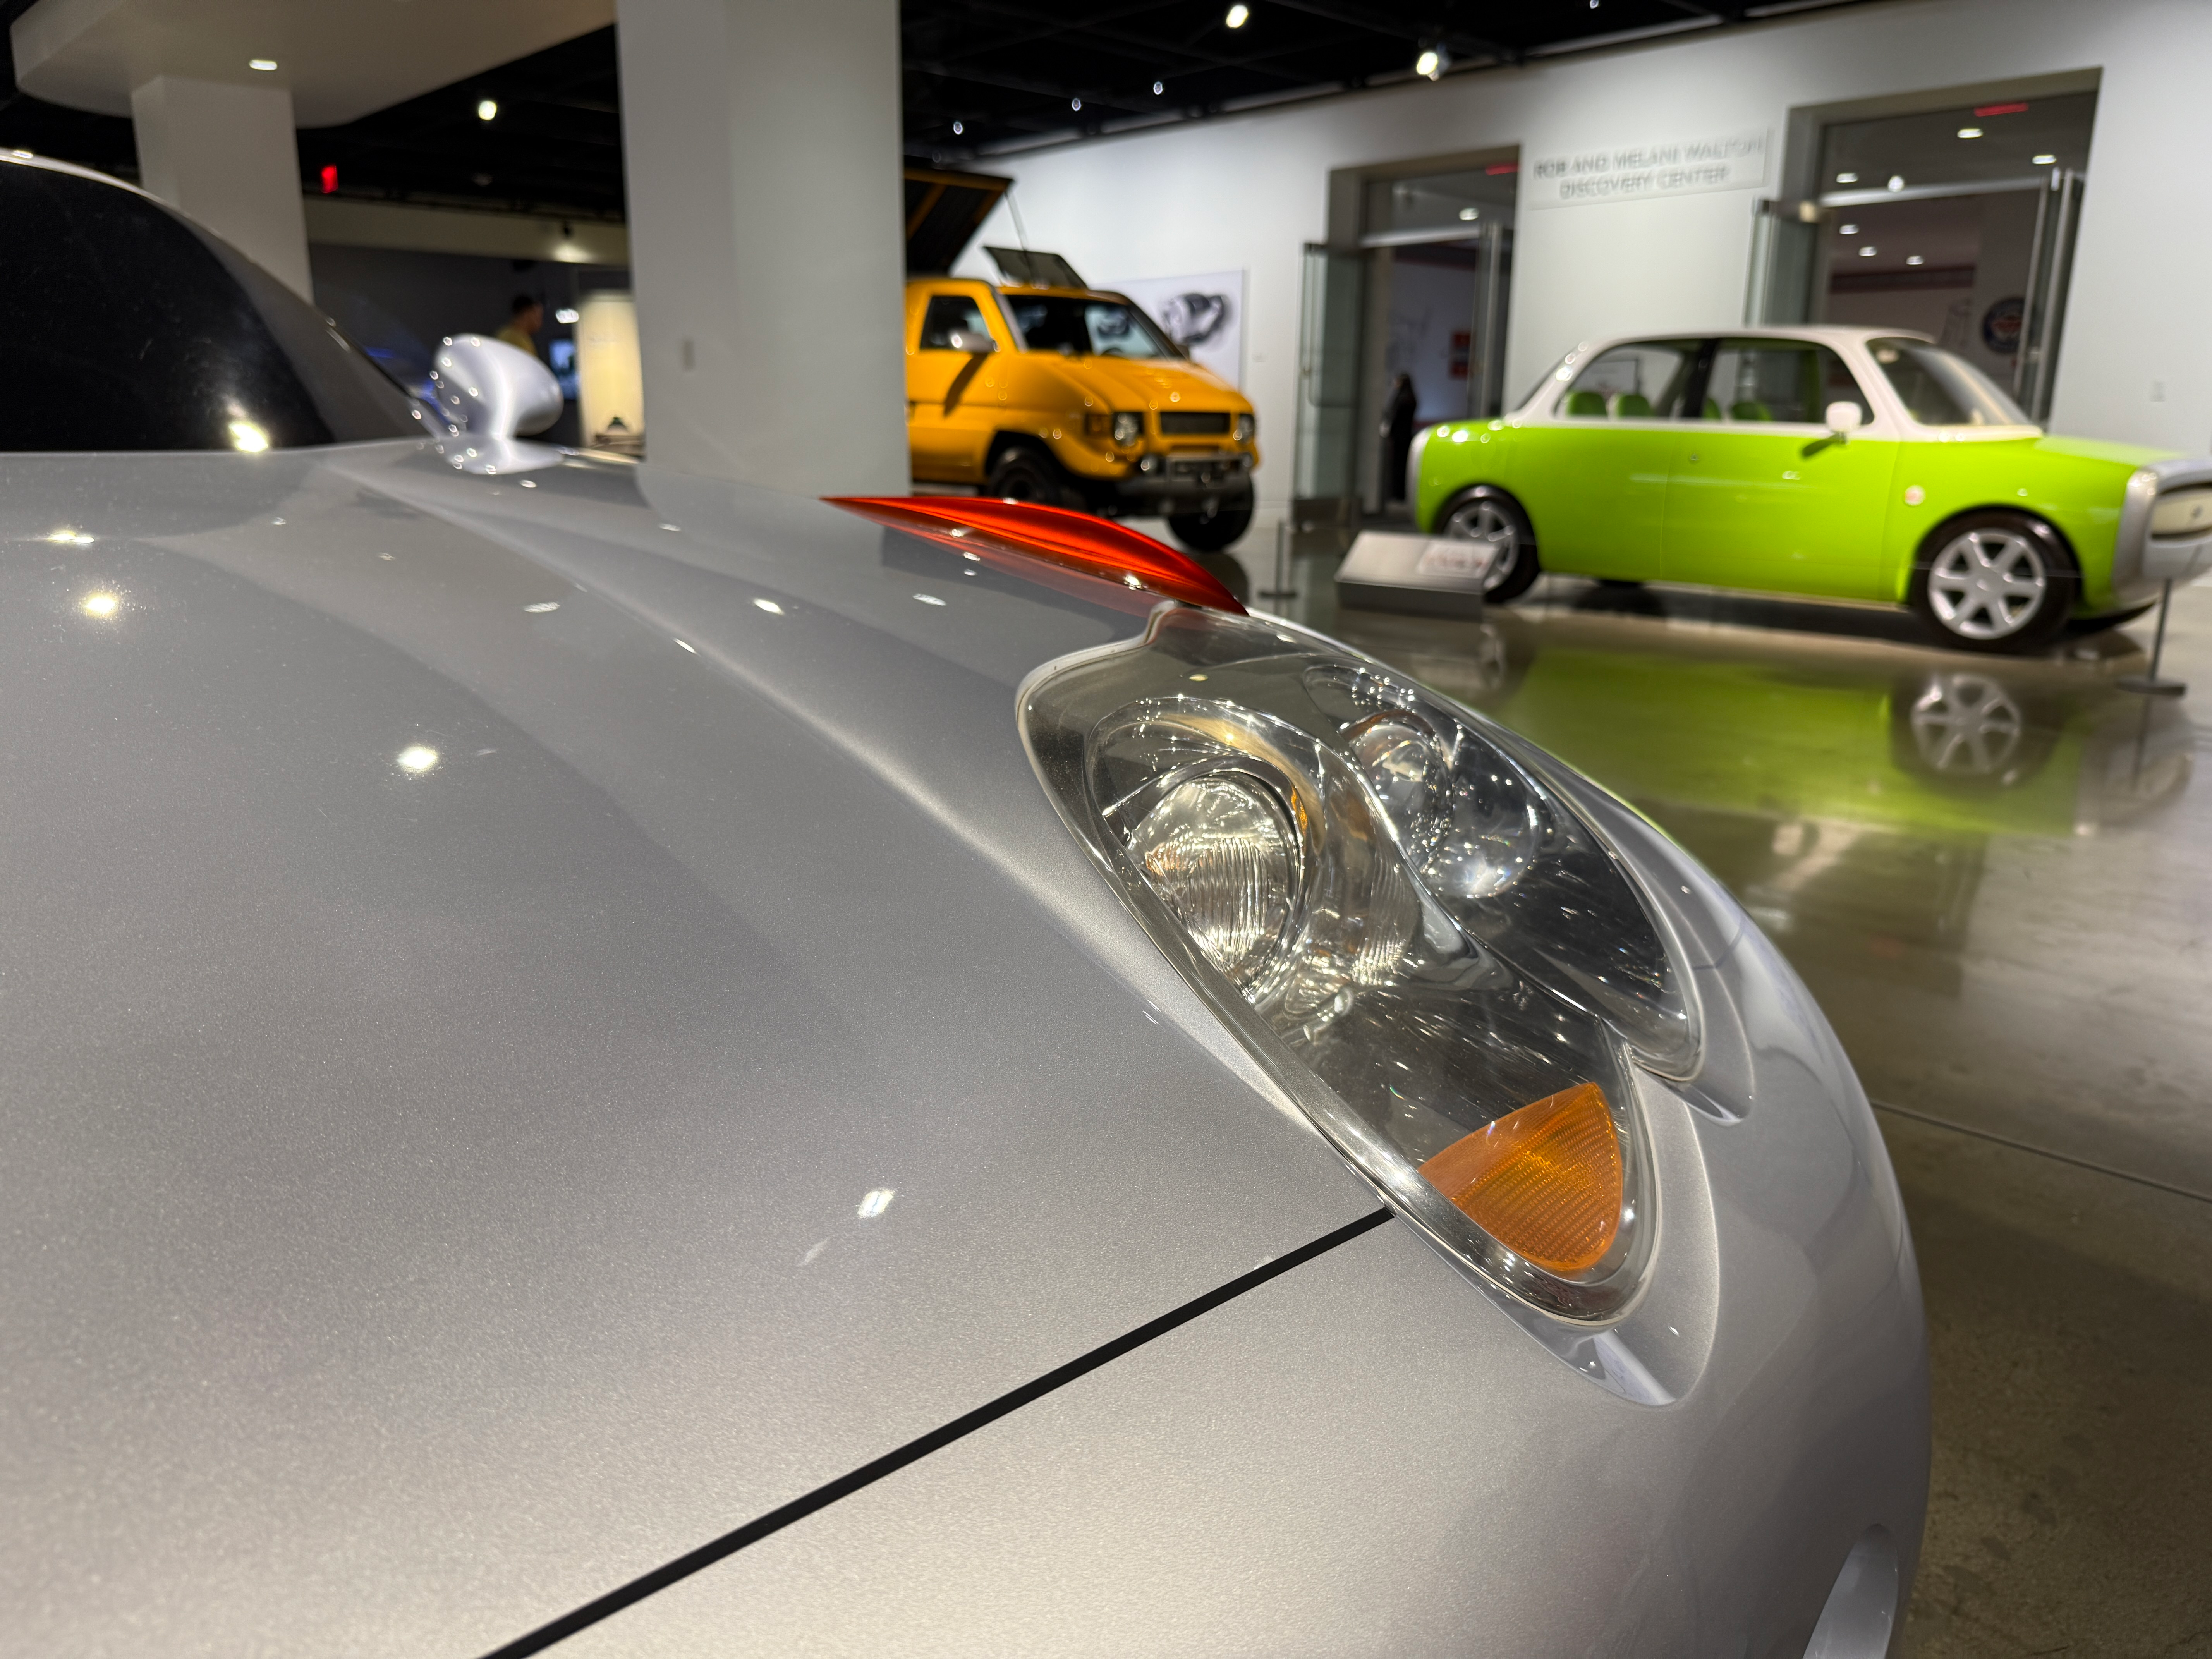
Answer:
(1253, 0, 1515, 60)
(914, 1, 1316, 94)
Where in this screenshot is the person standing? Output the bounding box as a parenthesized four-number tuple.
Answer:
(496, 295, 544, 357)
(1384, 372, 1420, 503)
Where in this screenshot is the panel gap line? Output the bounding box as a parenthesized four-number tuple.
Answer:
(476, 1207, 1394, 1659)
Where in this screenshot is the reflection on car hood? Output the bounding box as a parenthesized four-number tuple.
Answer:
(2029, 432, 2174, 468)
(1063, 354, 1244, 410)
(0, 444, 1374, 1656)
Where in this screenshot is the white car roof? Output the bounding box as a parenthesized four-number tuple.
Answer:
(1578, 325, 1932, 350)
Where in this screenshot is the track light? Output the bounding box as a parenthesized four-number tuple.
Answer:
(1225, 4, 1249, 27)
(952, 120, 964, 134)
(476, 98, 498, 121)
(1416, 45, 1449, 80)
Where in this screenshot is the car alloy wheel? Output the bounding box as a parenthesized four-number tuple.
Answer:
(1441, 498, 1524, 594)
(1908, 672, 2025, 778)
(1926, 527, 2049, 641)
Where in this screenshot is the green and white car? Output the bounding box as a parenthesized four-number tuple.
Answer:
(1412, 326, 2212, 652)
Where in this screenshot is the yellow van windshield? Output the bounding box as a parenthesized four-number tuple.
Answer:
(1004, 296, 1176, 359)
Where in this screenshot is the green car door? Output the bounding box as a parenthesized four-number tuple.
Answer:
(1664, 338, 1898, 598)
(1516, 338, 1702, 582)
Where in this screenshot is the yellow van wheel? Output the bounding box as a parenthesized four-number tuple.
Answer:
(1168, 493, 1254, 553)
(986, 443, 1084, 510)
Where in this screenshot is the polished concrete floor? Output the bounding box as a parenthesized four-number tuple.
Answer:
(1175, 521, 2212, 1655)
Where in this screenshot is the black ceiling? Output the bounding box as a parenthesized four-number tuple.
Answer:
(0, 0, 1865, 218)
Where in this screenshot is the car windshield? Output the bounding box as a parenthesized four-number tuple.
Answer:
(1003, 295, 1177, 359)
(0, 160, 422, 452)
(1868, 338, 2031, 428)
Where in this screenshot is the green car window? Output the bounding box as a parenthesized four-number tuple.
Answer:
(1869, 337, 2030, 427)
(1560, 340, 1700, 417)
(1702, 340, 1870, 425)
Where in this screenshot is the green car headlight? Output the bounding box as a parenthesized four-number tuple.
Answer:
(1024, 608, 1698, 1318)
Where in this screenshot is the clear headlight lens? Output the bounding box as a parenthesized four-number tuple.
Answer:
(1111, 410, 1144, 446)
(1233, 412, 1257, 443)
(1024, 608, 1697, 1318)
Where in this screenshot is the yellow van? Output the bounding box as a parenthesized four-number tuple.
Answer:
(902, 253, 1260, 552)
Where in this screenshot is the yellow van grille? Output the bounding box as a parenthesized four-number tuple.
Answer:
(1159, 412, 1231, 436)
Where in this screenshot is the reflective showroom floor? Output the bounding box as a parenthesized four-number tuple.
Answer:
(1169, 519, 2212, 1657)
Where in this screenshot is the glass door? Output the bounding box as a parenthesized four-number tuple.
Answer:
(1293, 244, 1365, 503)
(1805, 91, 2094, 421)
(1294, 158, 1518, 524)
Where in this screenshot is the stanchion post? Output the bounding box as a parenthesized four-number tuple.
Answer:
(1259, 515, 1298, 599)
(2118, 579, 2186, 697)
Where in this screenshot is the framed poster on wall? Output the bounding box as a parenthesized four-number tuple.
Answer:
(1105, 270, 1246, 388)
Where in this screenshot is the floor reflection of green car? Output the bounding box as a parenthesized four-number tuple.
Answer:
(1411, 327, 2212, 653)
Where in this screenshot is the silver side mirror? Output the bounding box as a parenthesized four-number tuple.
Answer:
(946, 329, 998, 355)
(1825, 401, 1866, 437)
(429, 334, 564, 438)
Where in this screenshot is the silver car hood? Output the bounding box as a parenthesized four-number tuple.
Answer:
(0, 445, 1378, 1657)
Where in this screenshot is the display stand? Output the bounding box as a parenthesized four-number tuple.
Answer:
(1258, 518, 1298, 600)
(2118, 579, 2186, 697)
(1334, 531, 1490, 618)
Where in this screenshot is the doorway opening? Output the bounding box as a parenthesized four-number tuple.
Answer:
(1295, 152, 1517, 533)
(1753, 87, 2095, 422)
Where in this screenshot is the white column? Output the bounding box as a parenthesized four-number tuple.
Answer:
(615, 0, 907, 494)
(131, 76, 313, 299)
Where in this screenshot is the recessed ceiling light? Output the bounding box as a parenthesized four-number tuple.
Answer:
(1153, 80, 1164, 95)
(247, 58, 276, 71)
(476, 98, 498, 121)
(1458, 206, 1479, 220)
(1860, 245, 1878, 258)
(1839, 223, 1858, 234)
(1835, 172, 1858, 183)
(1070, 97, 1082, 111)
(951, 120, 963, 134)
(554, 307, 579, 324)
(1225, 3, 1249, 26)
(1957, 127, 1982, 138)
(1887, 175, 1904, 191)
(2033, 153, 2057, 165)
(1906, 255, 1924, 266)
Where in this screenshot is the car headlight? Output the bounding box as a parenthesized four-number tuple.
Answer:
(1111, 411, 1144, 446)
(1233, 412, 1256, 443)
(1024, 607, 1697, 1318)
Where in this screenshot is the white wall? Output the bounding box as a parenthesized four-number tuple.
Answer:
(950, 0, 2212, 510)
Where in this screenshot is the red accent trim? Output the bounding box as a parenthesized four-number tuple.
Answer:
(1484, 161, 1519, 175)
(1972, 101, 2029, 117)
(828, 496, 1246, 613)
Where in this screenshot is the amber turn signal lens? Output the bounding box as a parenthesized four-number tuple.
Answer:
(1417, 1083, 1623, 1276)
